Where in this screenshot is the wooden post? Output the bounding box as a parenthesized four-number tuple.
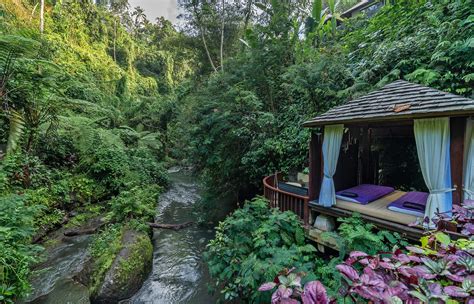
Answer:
(309, 130, 323, 202)
(303, 198, 309, 226)
(358, 126, 371, 184)
(450, 117, 466, 206)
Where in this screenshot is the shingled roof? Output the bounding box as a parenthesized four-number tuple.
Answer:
(303, 80, 474, 127)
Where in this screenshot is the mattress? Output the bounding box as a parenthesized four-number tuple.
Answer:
(388, 191, 429, 217)
(336, 184, 395, 204)
(335, 191, 418, 225)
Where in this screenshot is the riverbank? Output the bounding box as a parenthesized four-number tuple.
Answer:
(22, 169, 234, 304)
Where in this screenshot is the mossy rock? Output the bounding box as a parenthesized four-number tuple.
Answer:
(90, 229, 153, 304)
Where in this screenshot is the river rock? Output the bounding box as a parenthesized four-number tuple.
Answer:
(90, 230, 153, 304)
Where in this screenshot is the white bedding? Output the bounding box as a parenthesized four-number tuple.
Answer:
(387, 206, 424, 217)
(335, 195, 361, 203)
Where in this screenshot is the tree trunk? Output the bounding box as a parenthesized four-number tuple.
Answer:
(200, 27, 217, 73)
(193, 3, 218, 72)
(220, 0, 225, 72)
(243, 0, 253, 32)
(113, 18, 117, 62)
(147, 221, 194, 230)
(40, 0, 44, 34)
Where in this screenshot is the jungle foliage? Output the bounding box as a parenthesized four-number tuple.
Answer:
(199, 2, 473, 301)
(205, 199, 407, 302)
(0, 0, 473, 302)
(0, 0, 194, 301)
(205, 198, 318, 302)
(176, 0, 474, 214)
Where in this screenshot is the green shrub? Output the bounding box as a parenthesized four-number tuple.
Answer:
(65, 204, 103, 229)
(205, 197, 316, 302)
(126, 147, 169, 188)
(0, 194, 42, 303)
(0, 153, 52, 193)
(108, 185, 161, 224)
(342, 0, 473, 96)
(323, 213, 408, 257)
(82, 133, 130, 192)
(36, 132, 77, 168)
(49, 174, 95, 208)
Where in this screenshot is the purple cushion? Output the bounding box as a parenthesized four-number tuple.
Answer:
(336, 184, 395, 205)
(388, 191, 429, 213)
(464, 199, 474, 205)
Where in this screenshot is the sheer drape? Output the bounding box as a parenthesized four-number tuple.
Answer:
(319, 124, 344, 207)
(414, 117, 453, 228)
(464, 118, 474, 201)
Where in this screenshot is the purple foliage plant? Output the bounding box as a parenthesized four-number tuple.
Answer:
(258, 268, 333, 304)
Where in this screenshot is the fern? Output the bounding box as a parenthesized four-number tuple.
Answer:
(323, 213, 407, 256)
(6, 109, 25, 154)
(0, 35, 40, 155)
(0, 35, 39, 102)
(205, 198, 317, 302)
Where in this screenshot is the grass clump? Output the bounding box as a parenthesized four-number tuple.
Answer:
(88, 224, 123, 295)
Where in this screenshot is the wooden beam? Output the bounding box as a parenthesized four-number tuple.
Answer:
(308, 204, 424, 241)
(306, 228, 339, 251)
(309, 130, 323, 201)
(370, 125, 414, 138)
(450, 117, 466, 206)
(358, 126, 371, 184)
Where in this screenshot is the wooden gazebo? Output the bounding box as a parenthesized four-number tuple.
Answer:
(263, 80, 474, 242)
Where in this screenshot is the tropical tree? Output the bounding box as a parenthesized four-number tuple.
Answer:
(0, 36, 40, 154)
(39, 0, 45, 33)
(178, 0, 249, 73)
(132, 6, 148, 38)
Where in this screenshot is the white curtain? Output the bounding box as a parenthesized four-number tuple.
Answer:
(414, 117, 453, 228)
(464, 118, 474, 201)
(319, 124, 344, 207)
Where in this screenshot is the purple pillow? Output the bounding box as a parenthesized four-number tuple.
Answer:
(388, 191, 429, 215)
(336, 184, 395, 205)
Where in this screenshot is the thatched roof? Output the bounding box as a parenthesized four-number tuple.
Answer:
(303, 80, 474, 127)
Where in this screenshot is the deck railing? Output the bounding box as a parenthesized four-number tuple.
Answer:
(263, 174, 310, 225)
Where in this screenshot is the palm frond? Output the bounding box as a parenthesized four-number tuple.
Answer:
(6, 109, 25, 154)
(0, 35, 40, 62)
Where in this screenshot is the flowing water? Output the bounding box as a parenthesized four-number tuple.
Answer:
(24, 235, 92, 304)
(129, 171, 219, 304)
(25, 169, 228, 304)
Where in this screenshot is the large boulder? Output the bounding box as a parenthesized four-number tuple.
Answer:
(90, 229, 153, 304)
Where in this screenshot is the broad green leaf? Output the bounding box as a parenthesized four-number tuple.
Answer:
(435, 232, 451, 246)
(420, 236, 430, 248)
(312, 0, 322, 24)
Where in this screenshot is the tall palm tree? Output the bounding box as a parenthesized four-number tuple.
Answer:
(40, 0, 45, 33)
(133, 7, 147, 27)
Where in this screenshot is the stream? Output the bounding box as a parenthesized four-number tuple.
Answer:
(129, 171, 218, 303)
(25, 169, 231, 304)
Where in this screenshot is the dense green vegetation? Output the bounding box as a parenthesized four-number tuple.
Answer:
(180, 0, 473, 211)
(205, 199, 406, 302)
(206, 198, 317, 302)
(0, 194, 41, 301)
(0, 0, 193, 301)
(197, 0, 473, 302)
(0, 0, 473, 302)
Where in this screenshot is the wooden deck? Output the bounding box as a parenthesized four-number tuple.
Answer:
(263, 174, 309, 225)
(263, 174, 425, 243)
